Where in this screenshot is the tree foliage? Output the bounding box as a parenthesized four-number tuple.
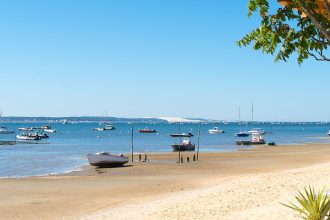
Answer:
(238, 0, 330, 64)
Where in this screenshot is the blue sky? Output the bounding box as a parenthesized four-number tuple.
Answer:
(0, 0, 328, 121)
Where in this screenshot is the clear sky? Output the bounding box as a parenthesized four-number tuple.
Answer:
(0, 0, 328, 121)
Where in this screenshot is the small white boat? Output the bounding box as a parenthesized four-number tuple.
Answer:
(248, 128, 266, 135)
(16, 133, 41, 140)
(93, 127, 106, 131)
(208, 127, 224, 134)
(99, 122, 112, 126)
(87, 152, 129, 167)
(44, 128, 57, 133)
(104, 125, 115, 130)
(0, 127, 15, 134)
(328, 130, 330, 136)
(18, 127, 34, 131)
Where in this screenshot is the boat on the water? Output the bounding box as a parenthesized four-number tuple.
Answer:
(104, 125, 115, 130)
(172, 139, 195, 151)
(139, 128, 157, 133)
(44, 128, 57, 133)
(235, 131, 250, 137)
(87, 152, 129, 167)
(29, 133, 49, 139)
(93, 125, 115, 131)
(248, 128, 266, 135)
(93, 127, 106, 131)
(18, 127, 34, 131)
(328, 130, 330, 136)
(170, 132, 194, 137)
(16, 133, 41, 140)
(236, 133, 265, 145)
(208, 127, 224, 134)
(0, 127, 15, 134)
(99, 122, 112, 126)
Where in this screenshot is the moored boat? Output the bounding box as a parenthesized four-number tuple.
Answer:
(328, 130, 330, 136)
(104, 125, 115, 130)
(236, 133, 265, 145)
(18, 127, 34, 131)
(208, 127, 224, 134)
(170, 132, 194, 138)
(29, 133, 49, 139)
(93, 127, 106, 131)
(16, 133, 41, 140)
(44, 128, 57, 133)
(171, 139, 195, 151)
(139, 128, 157, 133)
(235, 131, 250, 137)
(87, 152, 129, 167)
(248, 128, 266, 135)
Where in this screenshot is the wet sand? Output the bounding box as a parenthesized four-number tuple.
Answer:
(2, 144, 330, 219)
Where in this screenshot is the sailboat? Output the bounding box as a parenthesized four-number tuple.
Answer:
(235, 106, 249, 137)
(248, 103, 266, 135)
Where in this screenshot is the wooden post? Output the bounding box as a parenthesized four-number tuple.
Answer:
(178, 123, 181, 163)
(131, 126, 134, 162)
(197, 122, 201, 161)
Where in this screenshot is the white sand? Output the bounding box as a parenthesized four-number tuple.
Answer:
(84, 162, 330, 220)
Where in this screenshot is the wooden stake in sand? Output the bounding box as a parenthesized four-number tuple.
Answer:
(131, 126, 134, 162)
(197, 122, 201, 161)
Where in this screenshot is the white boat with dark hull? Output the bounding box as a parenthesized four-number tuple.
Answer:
(170, 132, 194, 138)
(208, 127, 224, 134)
(236, 133, 265, 145)
(248, 128, 266, 135)
(18, 127, 34, 131)
(171, 139, 195, 151)
(0, 127, 15, 134)
(104, 125, 115, 130)
(87, 152, 129, 167)
(16, 133, 41, 140)
(93, 125, 115, 131)
(44, 128, 57, 133)
(29, 133, 49, 139)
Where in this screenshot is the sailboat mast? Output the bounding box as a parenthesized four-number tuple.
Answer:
(251, 102, 254, 123)
(238, 105, 241, 122)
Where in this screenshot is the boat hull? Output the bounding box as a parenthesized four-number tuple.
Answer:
(16, 135, 41, 140)
(236, 140, 265, 145)
(235, 133, 249, 137)
(139, 130, 157, 133)
(171, 144, 195, 151)
(209, 130, 224, 134)
(170, 133, 193, 138)
(87, 153, 129, 167)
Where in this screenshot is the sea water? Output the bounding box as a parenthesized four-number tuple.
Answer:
(0, 122, 329, 177)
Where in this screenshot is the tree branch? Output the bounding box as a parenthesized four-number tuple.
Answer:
(294, 0, 330, 42)
(307, 49, 330, 61)
(323, 0, 330, 17)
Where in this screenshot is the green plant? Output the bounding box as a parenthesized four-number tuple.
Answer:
(282, 186, 330, 220)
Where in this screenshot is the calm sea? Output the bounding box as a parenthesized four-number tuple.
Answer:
(0, 122, 329, 177)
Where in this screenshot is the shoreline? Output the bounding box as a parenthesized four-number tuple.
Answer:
(1, 142, 330, 179)
(2, 143, 330, 219)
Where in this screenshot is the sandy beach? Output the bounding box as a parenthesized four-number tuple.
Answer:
(2, 144, 330, 220)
